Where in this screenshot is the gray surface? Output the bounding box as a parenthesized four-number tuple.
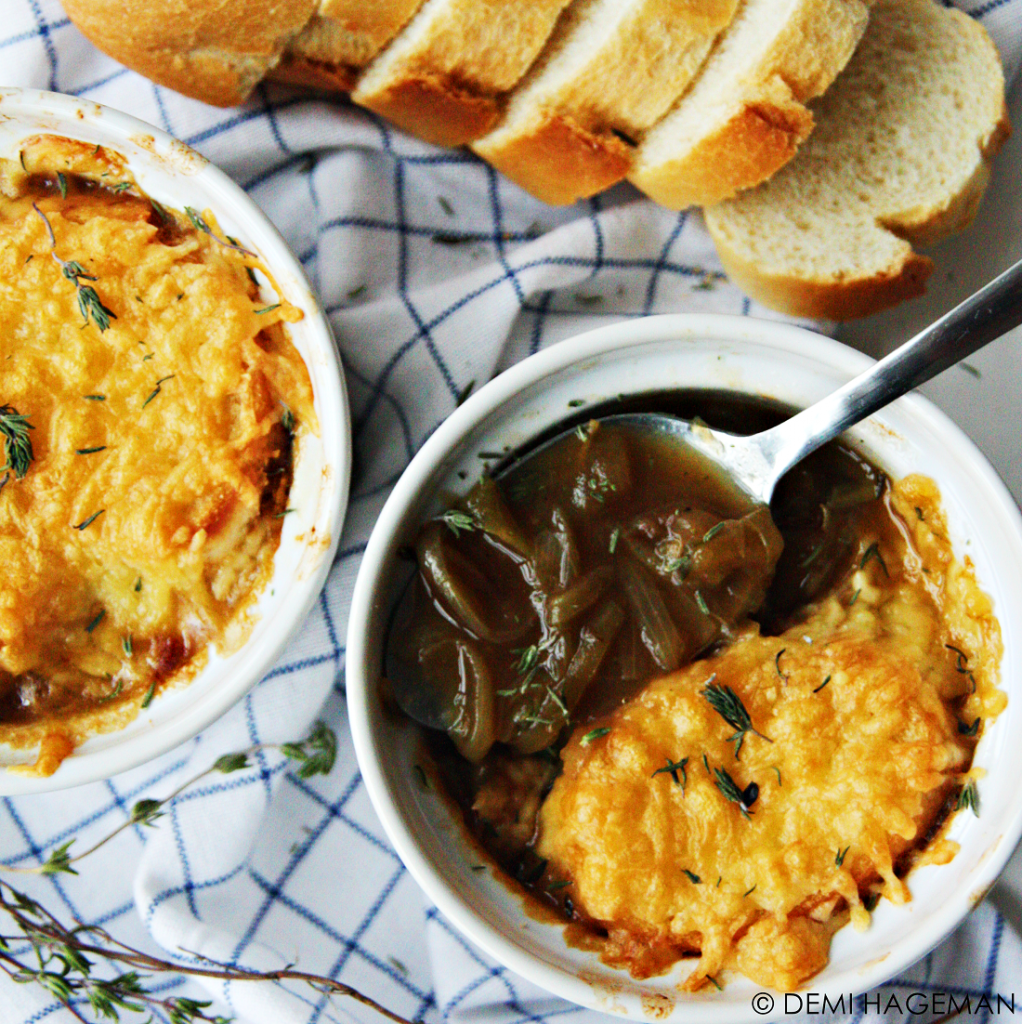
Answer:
(838, 75, 1022, 918)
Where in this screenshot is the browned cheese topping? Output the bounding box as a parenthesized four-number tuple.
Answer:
(0, 135, 315, 772)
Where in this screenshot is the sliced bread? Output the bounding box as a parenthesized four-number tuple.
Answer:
(472, 0, 738, 206)
(272, 0, 429, 93)
(351, 0, 573, 147)
(61, 0, 317, 106)
(704, 0, 1010, 320)
(629, 0, 872, 210)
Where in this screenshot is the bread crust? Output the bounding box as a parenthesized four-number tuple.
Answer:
(632, 84, 815, 209)
(711, 227, 934, 321)
(476, 111, 633, 205)
(62, 0, 316, 106)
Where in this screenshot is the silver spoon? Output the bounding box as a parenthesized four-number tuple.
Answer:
(576, 256, 1022, 507)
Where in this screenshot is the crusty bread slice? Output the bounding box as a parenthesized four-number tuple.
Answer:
(61, 0, 317, 106)
(472, 0, 738, 206)
(629, 0, 871, 210)
(704, 0, 1010, 320)
(272, 0, 429, 93)
(351, 0, 573, 147)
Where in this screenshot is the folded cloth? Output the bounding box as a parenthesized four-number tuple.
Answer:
(1, 1, 1021, 1022)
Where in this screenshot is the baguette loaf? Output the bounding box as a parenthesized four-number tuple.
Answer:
(629, 0, 872, 209)
(350, 0, 573, 147)
(472, 0, 738, 206)
(704, 0, 1010, 320)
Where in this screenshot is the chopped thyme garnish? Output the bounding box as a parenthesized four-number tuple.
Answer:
(34, 205, 117, 332)
(75, 446, 106, 455)
(652, 757, 688, 789)
(713, 767, 754, 820)
(99, 678, 123, 702)
(694, 590, 710, 616)
(140, 682, 156, 709)
(83, 394, 106, 401)
(74, 509, 105, 531)
(743, 885, 757, 897)
(702, 522, 725, 543)
(149, 197, 168, 223)
(547, 879, 571, 891)
(862, 892, 880, 912)
(441, 509, 476, 537)
(274, 508, 296, 519)
(122, 636, 133, 657)
(184, 206, 256, 257)
(859, 541, 889, 576)
(849, 588, 861, 606)
(703, 753, 711, 774)
(56, 172, 67, 199)
(836, 846, 850, 867)
(0, 405, 34, 479)
(682, 869, 701, 884)
(134, 577, 142, 592)
(608, 527, 620, 554)
(701, 681, 771, 758)
(775, 648, 788, 681)
(814, 675, 832, 693)
(142, 375, 175, 409)
(946, 644, 970, 672)
(111, 181, 133, 193)
(770, 765, 782, 786)
(915, 506, 925, 521)
(958, 718, 981, 737)
(574, 424, 588, 441)
(581, 727, 611, 745)
(707, 976, 722, 992)
(956, 779, 980, 816)
(254, 303, 280, 315)
(85, 609, 105, 634)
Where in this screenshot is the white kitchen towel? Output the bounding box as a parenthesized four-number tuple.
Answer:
(1, 2, 1021, 1023)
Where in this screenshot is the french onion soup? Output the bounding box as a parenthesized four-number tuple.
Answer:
(0, 135, 315, 774)
(385, 392, 1004, 992)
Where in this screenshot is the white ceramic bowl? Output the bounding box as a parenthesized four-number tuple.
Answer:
(347, 313, 1022, 1020)
(0, 88, 351, 794)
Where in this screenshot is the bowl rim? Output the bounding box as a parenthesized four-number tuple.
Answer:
(0, 86, 352, 794)
(347, 311, 1022, 1019)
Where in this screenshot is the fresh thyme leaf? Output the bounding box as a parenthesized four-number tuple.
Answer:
(575, 424, 588, 441)
(85, 609, 105, 634)
(149, 196, 169, 222)
(254, 303, 280, 315)
(814, 675, 832, 693)
(214, 752, 250, 773)
(134, 577, 142, 592)
(702, 522, 725, 543)
(84, 394, 106, 401)
(713, 767, 753, 820)
(76, 445, 106, 455)
(836, 846, 850, 867)
(111, 181, 133, 193)
(40, 841, 77, 876)
(56, 171, 67, 199)
(770, 765, 782, 786)
(122, 635, 133, 657)
(859, 541, 889, 576)
(695, 590, 710, 616)
(743, 885, 757, 897)
(280, 720, 338, 779)
(915, 506, 925, 521)
(863, 892, 880, 912)
(652, 756, 688, 789)
(567, 398, 586, 408)
(706, 976, 723, 991)
(608, 527, 620, 554)
(946, 644, 970, 672)
(702, 753, 711, 774)
(140, 682, 156, 708)
(956, 779, 980, 816)
(184, 206, 211, 233)
(441, 509, 476, 537)
(682, 869, 701, 884)
(581, 727, 611, 745)
(142, 375, 176, 409)
(99, 678, 123, 702)
(74, 509, 105, 531)
(700, 682, 771, 759)
(958, 717, 981, 737)
(0, 405, 34, 479)
(547, 879, 571, 891)
(849, 588, 861, 606)
(130, 798, 164, 827)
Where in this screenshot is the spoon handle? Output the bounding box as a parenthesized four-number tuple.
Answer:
(759, 254, 1022, 488)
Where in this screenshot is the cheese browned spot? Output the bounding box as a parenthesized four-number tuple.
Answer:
(0, 135, 316, 773)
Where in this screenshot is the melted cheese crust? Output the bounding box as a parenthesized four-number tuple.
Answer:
(537, 477, 1004, 991)
(0, 136, 315, 766)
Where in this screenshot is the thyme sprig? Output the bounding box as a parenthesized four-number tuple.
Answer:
(0, 405, 34, 480)
(700, 681, 771, 759)
(0, 876, 413, 1024)
(652, 757, 688, 789)
(2, 722, 338, 879)
(441, 509, 476, 537)
(33, 205, 117, 332)
(957, 779, 980, 817)
(183, 207, 256, 258)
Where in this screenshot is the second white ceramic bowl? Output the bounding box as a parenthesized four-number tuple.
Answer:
(347, 313, 1022, 1022)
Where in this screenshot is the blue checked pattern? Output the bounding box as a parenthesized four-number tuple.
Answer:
(1, 1, 1021, 1021)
